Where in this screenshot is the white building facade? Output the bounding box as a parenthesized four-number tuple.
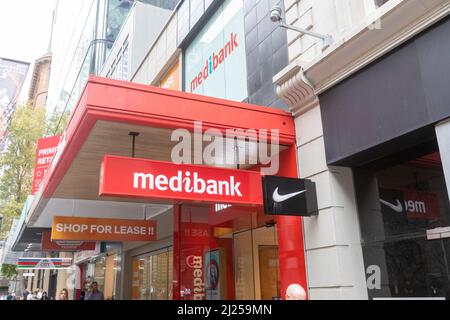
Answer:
(275, 0, 450, 299)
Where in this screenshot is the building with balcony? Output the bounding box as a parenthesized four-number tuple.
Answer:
(28, 53, 52, 110)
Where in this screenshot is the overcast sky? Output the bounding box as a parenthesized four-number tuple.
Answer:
(0, 0, 57, 102)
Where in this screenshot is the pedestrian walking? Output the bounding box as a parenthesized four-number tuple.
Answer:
(58, 288, 69, 300)
(36, 289, 43, 300)
(285, 284, 307, 300)
(85, 281, 104, 300)
(40, 291, 50, 300)
(22, 288, 29, 300)
(27, 291, 34, 300)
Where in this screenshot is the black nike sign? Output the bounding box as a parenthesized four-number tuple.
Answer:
(262, 176, 318, 216)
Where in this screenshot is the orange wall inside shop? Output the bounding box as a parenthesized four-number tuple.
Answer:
(159, 60, 180, 91)
(104, 254, 116, 300)
(131, 260, 141, 300)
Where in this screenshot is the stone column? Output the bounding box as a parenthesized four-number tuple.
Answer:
(275, 65, 368, 299)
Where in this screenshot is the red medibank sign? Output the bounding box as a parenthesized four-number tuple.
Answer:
(99, 155, 263, 205)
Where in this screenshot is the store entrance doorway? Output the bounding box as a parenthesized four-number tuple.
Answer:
(174, 203, 280, 300)
(259, 246, 280, 300)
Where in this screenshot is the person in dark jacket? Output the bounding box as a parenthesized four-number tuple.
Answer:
(85, 282, 104, 300)
(22, 289, 29, 300)
(40, 291, 50, 300)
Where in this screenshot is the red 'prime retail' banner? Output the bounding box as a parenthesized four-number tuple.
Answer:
(32, 135, 61, 195)
(99, 155, 263, 205)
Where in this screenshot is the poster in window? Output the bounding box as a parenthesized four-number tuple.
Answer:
(204, 248, 227, 300)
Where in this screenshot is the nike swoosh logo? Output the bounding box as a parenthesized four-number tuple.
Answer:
(273, 187, 306, 203)
(380, 199, 403, 213)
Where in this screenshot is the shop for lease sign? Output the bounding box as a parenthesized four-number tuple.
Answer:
(51, 216, 157, 242)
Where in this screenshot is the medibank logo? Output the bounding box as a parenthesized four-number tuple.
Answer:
(190, 32, 239, 92)
(133, 171, 243, 197)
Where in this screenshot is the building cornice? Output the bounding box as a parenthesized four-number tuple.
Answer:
(274, 64, 318, 117)
(274, 0, 450, 116)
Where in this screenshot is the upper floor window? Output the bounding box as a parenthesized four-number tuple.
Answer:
(106, 39, 129, 81)
(374, 0, 390, 8)
(365, 0, 391, 16)
(176, 0, 216, 46)
(106, 0, 179, 49)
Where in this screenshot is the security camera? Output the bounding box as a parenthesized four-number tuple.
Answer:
(270, 5, 333, 51)
(270, 6, 283, 23)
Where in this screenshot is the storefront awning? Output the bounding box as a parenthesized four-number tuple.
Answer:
(26, 77, 296, 229)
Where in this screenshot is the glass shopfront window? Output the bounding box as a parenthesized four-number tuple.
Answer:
(132, 248, 173, 300)
(92, 256, 106, 293)
(357, 151, 450, 299)
(174, 204, 280, 300)
(86, 251, 119, 300)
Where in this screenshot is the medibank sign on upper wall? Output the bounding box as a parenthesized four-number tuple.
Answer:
(190, 32, 239, 93)
(185, 0, 247, 102)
